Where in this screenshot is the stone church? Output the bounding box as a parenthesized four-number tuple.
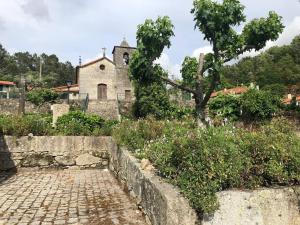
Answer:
(76, 39, 136, 101)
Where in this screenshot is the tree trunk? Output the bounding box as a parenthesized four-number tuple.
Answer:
(195, 53, 207, 128)
(195, 94, 207, 128)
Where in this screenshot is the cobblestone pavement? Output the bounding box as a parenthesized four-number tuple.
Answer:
(0, 169, 147, 225)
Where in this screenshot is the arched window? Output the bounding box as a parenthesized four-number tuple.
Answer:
(123, 52, 129, 65)
(97, 84, 107, 100)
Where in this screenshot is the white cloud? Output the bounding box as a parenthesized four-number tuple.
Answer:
(192, 45, 213, 58)
(155, 53, 181, 79)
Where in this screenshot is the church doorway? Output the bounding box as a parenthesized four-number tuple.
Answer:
(97, 84, 107, 100)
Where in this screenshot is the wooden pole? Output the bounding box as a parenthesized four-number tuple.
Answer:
(18, 75, 26, 115)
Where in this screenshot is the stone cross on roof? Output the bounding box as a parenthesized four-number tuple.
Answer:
(102, 47, 107, 57)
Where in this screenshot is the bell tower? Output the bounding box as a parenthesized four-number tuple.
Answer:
(112, 38, 136, 67)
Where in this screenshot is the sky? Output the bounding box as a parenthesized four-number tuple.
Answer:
(0, 0, 300, 78)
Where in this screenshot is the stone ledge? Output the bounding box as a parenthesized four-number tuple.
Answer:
(0, 136, 112, 171)
(109, 146, 200, 225)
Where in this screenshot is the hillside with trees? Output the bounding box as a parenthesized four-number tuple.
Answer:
(0, 43, 75, 88)
(221, 34, 300, 96)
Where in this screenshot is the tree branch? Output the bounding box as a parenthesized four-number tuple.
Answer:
(161, 77, 197, 95)
(223, 45, 256, 63)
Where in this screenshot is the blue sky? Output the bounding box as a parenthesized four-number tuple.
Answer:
(0, 0, 300, 78)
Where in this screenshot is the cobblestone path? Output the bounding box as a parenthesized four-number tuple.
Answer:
(0, 169, 147, 225)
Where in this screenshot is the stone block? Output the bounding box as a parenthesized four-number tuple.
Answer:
(55, 156, 75, 166)
(51, 104, 70, 127)
(75, 153, 101, 166)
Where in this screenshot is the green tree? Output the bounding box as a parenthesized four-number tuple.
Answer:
(129, 17, 175, 119)
(162, 0, 284, 126)
(291, 35, 300, 64)
(240, 89, 282, 121)
(208, 94, 241, 121)
(222, 34, 300, 92)
(261, 83, 286, 97)
(181, 56, 198, 89)
(0, 43, 75, 88)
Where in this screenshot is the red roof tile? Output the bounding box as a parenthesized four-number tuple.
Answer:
(211, 86, 248, 98)
(53, 84, 79, 93)
(0, 81, 15, 86)
(283, 95, 300, 104)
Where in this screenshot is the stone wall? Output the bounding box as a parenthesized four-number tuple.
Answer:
(109, 146, 200, 225)
(0, 136, 113, 171)
(202, 187, 300, 225)
(109, 146, 300, 225)
(118, 101, 133, 116)
(0, 99, 51, 115)
(87, 100, 120, 120)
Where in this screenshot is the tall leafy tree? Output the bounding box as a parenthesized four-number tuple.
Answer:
(162, 0, 284, 126)
(129, 16, 175, 119)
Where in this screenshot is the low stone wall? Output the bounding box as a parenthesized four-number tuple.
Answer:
(109, 146, 300, 225)
(0, 136, 113, 171)
(202, 187, 300, 225)
(87, 100, 119, 120)
(0, 99, 51, 115)
(1, 136, 299, 225)
(118, 101, 133, 116)
(109, 146, 200, 225)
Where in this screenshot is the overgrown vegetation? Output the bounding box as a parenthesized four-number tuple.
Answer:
(26, 88, 59, 106)
(56, 111, 117, 136)
(113, 117, 300, 214)
(0, 114, 53, 136)
(0, 112, 117, 136)
(208, 89, 283, 122)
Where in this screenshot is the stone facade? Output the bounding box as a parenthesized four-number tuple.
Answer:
(78, 39, 136, 101)
(0, 136, 113, 171)
(0, 99, 51, 115)
(87, 100, 120, 120)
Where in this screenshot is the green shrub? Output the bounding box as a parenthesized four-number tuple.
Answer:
(26, 88, 59, 106)
(261, 83, 286, 97)
(113, 117, 300, 214)
(236, 118, 300, 186)
(113, 117, 166, 156)
(208, 94, 241, 121)
(240, 89, 282, 121)
(0, 114, 53, 136)
(55, 111, 117, 136)
(0, 112, 118, 137)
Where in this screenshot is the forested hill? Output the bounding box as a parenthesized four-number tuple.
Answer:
(0, 44, 75, 88)
(222, 34, 300, 95)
